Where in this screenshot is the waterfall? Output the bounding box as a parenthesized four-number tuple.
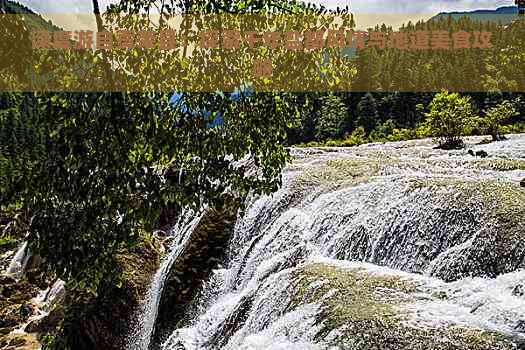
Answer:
(127, 212, 203, 350)
(131, 135, 525, 350)
(6, 241, 32, 280)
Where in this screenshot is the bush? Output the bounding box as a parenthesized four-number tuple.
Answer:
(342, 127, 368, 146)
(482, 100, 519, 141)
(501, 122, 525, 135)
(425, 91, 473, 149)
(369, 119, 395, 141)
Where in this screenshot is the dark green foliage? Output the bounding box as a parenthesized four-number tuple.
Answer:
(315, 94, 347, 141)
(482, 99, 519, 140)
(356, 93, 379, 133)
(353, 17, 525, 92)
(154, 202, 238, 345)
(0, 92, 299, 301)
(288, 91, 525, 147)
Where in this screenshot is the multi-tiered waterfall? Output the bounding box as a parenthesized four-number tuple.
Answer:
(130, 135, 525, 350)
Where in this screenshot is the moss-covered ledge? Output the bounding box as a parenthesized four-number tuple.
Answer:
(58, 234, 162, 350)
(290, 263, 518, 350)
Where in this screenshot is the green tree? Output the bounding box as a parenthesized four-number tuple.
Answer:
(0, 0, 356, 303)
(356, 93, 379, 134)
(315, 94, 347, 141)
(425, 91, 473, 149)
(0, 91, 301, 300)
(483, 99, 518, 141)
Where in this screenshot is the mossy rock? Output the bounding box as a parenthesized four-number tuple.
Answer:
(290, 158, 381, 199)
(0, 331, 40, 350)
(60, 233, 162, 350)
(291, 263, 518, 350)
(0, 275, 40, 337)
(406, 178, 525, 281)
(471, 159, 525, 171)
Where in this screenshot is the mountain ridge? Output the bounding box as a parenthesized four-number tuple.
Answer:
(432, 5, 518, 24)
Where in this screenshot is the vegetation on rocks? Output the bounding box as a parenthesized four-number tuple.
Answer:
(471, 158, 525, 171)
(0, 0, 524, 349)
(481, 99, 520, 141)
(291, 263, 517, 350)
(292, 158, 381, 193)
(0, 276, 41, 342)
(47, 233, 161, 350)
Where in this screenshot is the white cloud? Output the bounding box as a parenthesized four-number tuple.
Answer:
(317, 0, 514, 13)
(18, 0, 515, 14)
(18, 0, 116, 14)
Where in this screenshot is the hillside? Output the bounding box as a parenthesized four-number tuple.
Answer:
(4, 0, 62, 32)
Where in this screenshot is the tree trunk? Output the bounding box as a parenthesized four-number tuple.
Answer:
(92, 0, 104, 32)
(0, 0, 7, 14)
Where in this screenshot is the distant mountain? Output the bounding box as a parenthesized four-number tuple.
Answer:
(5, 0, 35, 14)
(432, 6, 518, 25)
(4, 0, 63, 32)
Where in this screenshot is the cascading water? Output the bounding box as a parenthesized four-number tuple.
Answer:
(130, 135, 525, 350)
(6, 241, 32, 280)
(127, 212, 203, 350)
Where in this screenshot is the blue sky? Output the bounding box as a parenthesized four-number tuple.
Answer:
(19, 0, 515, 14)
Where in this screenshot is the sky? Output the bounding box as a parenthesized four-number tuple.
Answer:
(19, 0, 515, 14)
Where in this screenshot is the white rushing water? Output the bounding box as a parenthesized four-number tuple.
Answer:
(5, 241, 32, 280)
(127, 212, 203, 350)
(130, 135, 525, 350)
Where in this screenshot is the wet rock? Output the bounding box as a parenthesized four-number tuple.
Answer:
(60, 233, 161, 350)
(154, 201, 240, 344)
(0, 275, 39, 338)
(409, 179, 525, 282)
(516, 320, 525, 333)
(468, 150, 475, 156)
(24, 306, 65, 333)
(37, 279, 66, 313)
(520, 179, 525, 188)
(205, 294, 254, 349)
(0, 332, 40, 350)
(153, 229, 168, 237)
(470, 302, 484, 314)
(476, 150, 489, 158)
(0, 250, 15, 272)
(19, 303, 33, 318)
(289, 263, 518, 350)
(513, 284, 525, 297)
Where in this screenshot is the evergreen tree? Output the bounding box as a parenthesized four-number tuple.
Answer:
(315, 94, 347, 141)
(356, 93, 379, 133)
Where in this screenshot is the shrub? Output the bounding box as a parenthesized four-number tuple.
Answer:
(369, 119, 396, 141)
(482, 100, 519, 141)
(342, 127, 368, 146)
(425, 91, 473, 149)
